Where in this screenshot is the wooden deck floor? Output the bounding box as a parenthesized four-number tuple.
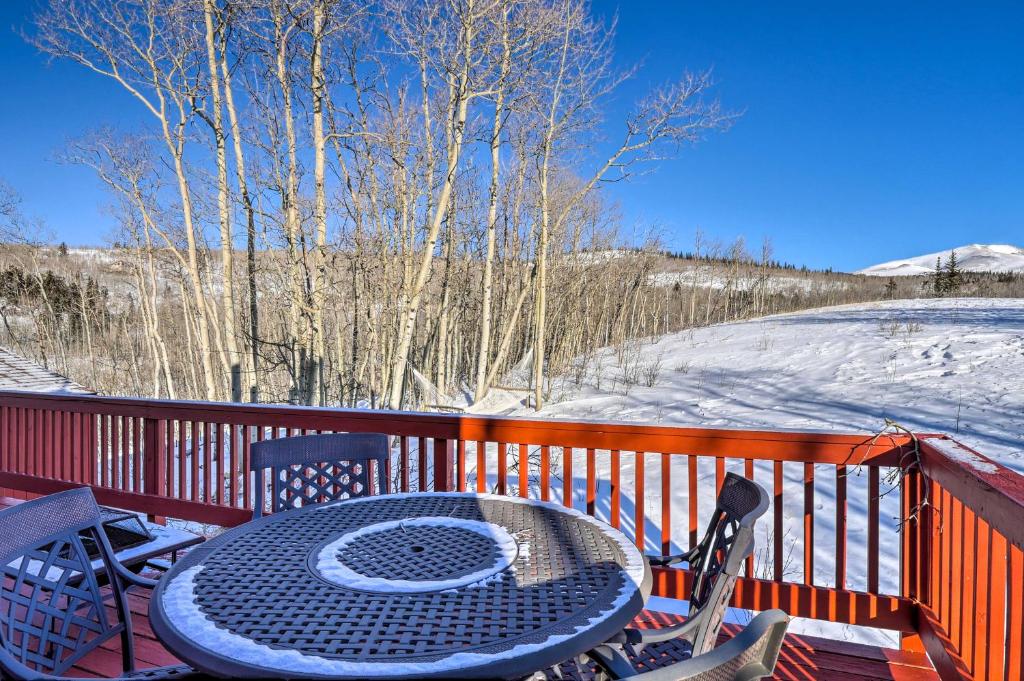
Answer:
(1, 497, 938, 680)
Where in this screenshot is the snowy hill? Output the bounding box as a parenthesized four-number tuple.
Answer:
(857, 243, 1024, 276)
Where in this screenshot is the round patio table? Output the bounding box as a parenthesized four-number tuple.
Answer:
(149, 492, 651, 680)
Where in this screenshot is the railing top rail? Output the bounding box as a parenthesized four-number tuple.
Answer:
(0, 390, 914, 465)
(919, 435, 1024, 552)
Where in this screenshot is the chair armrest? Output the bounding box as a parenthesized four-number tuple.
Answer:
(620, 610, 790, 681)
(607, 613, 701, 646)
(111, 558, 159, 590)
(647, 547, 699, 568)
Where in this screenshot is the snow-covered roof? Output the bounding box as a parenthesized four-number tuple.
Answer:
(0, 347, 92, 394)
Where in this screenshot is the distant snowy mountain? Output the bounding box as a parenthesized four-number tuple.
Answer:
(857, 244, 1024, 276)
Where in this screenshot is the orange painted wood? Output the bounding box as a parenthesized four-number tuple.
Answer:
(190, 420, 200, 502)
(661, 452, 672, 554)
(916, 604, 974, 681)
(868, 465, 879, 594)
(0, 471, 250, 526)
(1007, 544, 1024, 681)
(775, 460, 784, 581)
(745, 458, 755, 577)
(99, 413, 108, 487)
(715, 456, 724, 494)
(5, 389, 1024, 679)
(919, 437, 1024, 552)
(805, 462, 815, 586)
(203, 422, 213, 504)
(835, 464, 847, 590)
(539, 445, 550, 501)
(30, 408, 40, 478)
(241, 425, 251, 506)
(229, 426, 238, 503)
(518, 443, 529, 498)
(417, 436, 427, 491)
(634, 451, 645, 550)
(210, 422, 220, 505)
(609, 449, 620, 528)
(687, 455, 697, 549)
(986, 526, 1007, 680)
(961, 507, 976, 665)
(71, 412, 82, 484)
(0, 391, 915, 466)
(456, 439, 466, 492)
(586, 448, 596, 516)
(476, 440, 486, 493)
(176, 419, 185, 499)
(563, 447, 573, 508)
(949, 496, 964, 652)
(400, 436, 409, 492)
(652, 566, 914, 631)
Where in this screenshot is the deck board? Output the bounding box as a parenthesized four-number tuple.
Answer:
(1, 497, 938, 680)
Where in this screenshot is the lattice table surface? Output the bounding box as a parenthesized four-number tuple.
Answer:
(150, 492, 650, 680)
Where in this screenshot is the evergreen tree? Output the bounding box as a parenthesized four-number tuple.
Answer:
(933, 256, 945, 295)
(945, 249, 962, 294)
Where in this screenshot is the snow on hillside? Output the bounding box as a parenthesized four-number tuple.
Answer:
(518, 298, 1024, 470)
(648, 269, 848, 294)
(857, 243, 1024, 276)
(471, 298, 1023, 645)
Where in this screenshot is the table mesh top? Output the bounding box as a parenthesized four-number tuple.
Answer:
(334, 523, 501, 581)
(161, 494, 644, 673)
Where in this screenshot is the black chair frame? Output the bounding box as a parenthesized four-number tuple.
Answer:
(250, 432, 390, 518)
(0, 487, 193, 680)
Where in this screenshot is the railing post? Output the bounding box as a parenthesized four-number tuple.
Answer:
(433, 438, 454, 492)
(143, 417, 167, 524)
(900, 466, 925, 653)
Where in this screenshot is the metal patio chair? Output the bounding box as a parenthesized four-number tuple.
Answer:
(545, 472, 771, 680)
(606, 609, 789, 681)
(250, 432, 390, 518)
(0, 487, 196, 680)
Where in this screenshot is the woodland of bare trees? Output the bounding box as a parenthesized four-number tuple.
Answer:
(8, 1, 1013, 411)
(9, 0, 736, 409)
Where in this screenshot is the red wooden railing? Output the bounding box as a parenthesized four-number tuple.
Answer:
(0, 390, 1021, 679)
(912, 436, 1024, 680)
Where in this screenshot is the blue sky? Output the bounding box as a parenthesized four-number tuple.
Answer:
(1, 2, 1021, 272)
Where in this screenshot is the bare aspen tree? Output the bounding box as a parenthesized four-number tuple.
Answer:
(383, 0, 489, 409)
(20, 0, 755, 410)
(529, 0, 730, 408)
(201, 0, 243, 401)
(33, 0, 221, 399)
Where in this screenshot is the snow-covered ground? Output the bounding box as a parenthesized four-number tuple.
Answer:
(467, 297, 1023, 646)
(858, 243, 1024, 276)
(515, 298, 1024, 471)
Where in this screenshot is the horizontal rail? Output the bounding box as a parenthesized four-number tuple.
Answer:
(0, 471, 251, 526)
(652, 567, 915, 631)
(0, 390, 913, 465)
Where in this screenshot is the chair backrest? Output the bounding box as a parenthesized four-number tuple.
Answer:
(629, 609, 789, 681)
(0, 488, 134, 680)
(250, 432, 390, 518)
(686, 472, 770, 655)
